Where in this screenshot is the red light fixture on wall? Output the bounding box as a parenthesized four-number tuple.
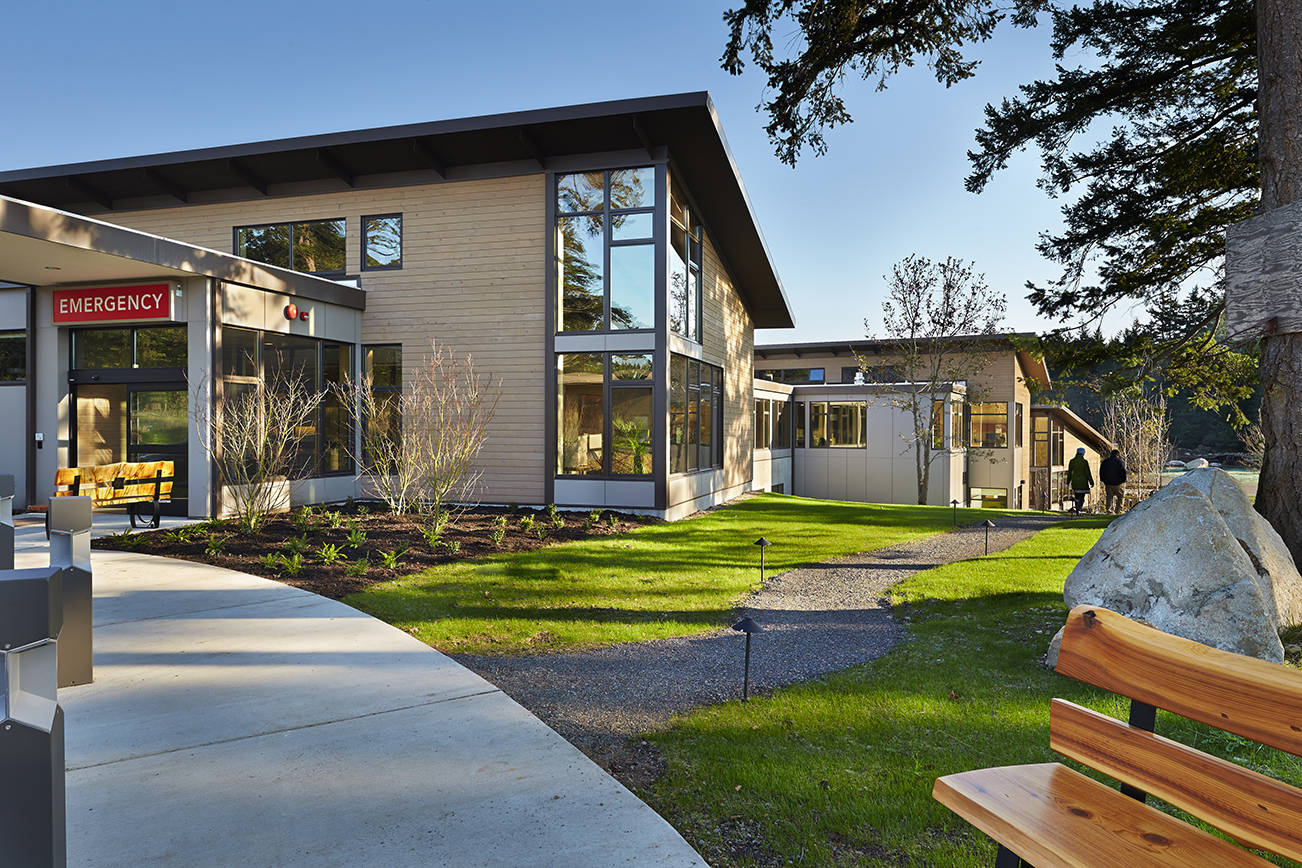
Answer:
(283, 303, 308, 321)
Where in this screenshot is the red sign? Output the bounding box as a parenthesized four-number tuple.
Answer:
(53, 284, 173, 325)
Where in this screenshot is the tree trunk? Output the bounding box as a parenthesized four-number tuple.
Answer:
(1255, 0, 1302, 563)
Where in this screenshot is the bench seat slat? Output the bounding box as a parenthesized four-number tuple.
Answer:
(933, 762, 1272, 868)
(1050, 699, 1302, 862)
(1056, 606, 1302, 756)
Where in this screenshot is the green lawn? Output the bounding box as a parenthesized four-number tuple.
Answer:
(346, 494, 1014, 655)
(644, 518, 1302, 867)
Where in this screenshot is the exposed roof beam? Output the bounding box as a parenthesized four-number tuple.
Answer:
(631, 116, 655, 157)
(66, 176, 113, 210)
(517, 128, 546, 169)
(315, 148, 356, 187)
(227, 159, 268, 196)
(143, 167, 188, 203)
(409, 139, 446, 179)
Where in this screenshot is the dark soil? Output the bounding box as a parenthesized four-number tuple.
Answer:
(91, 502, 651, 599)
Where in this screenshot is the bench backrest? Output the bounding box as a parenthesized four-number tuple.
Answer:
(53, 461, 174, 503)
(1053, 605, 1302, 861)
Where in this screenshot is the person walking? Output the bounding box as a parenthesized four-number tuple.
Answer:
(1099, 448, 1127, 513)
(1067, 447, 1094, 514)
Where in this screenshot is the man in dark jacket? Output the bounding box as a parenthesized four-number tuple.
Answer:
(1099, 449, 1127, 512)
(1067, 447, 1094, 514)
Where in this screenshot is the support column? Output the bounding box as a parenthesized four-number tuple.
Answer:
(47, 497, 92, 687)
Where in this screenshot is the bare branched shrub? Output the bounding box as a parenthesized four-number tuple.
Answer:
(1242, 420, 1265, 469)
(1101, 392, 1173, 504)
(191, 376, 323, 532)
(340, 342, 499, 519)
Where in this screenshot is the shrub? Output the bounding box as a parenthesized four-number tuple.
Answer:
(490, 526, 506, 547)
(379, 546, 409, 569)
(292, 506, 317, 534)
(420, 525, 442, 547)
(317, 542, 346, 565)
(519, 514, 535, 532)
(532, 524, 546, 540)
(345, 556, 371, 577)
(280, 552, 304, 576)
(346, 528, 367, 550)
(320, 510, 344, 530)
(606, 513, 619, 529)
(493, 514, 508, 529)
(545, 503, 558, 519)
(204, 533, 228, 557)
(585, 510, 601, 530)
(550, 512, 566, 530)
(260, 552, 281, 572)
(284, 534, 310, 555)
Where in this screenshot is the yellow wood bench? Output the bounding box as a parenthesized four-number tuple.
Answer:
(53, 461, 175, 528)
(933, 605, 1302, 867)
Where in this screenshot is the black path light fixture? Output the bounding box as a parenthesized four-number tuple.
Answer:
(950, 500, 960, 527)
(983, 519, 996, 555)
(754, 537, 773, 583)
(732, 617, 763, 701)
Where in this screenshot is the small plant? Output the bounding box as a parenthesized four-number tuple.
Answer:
(490, 526, 506, 547)
(346, 528, 368, 550)
(204, 533, 229, 557)
(493, 514, 508, 529)
(345, 555, 371, 577)
(355, 504, 370, 516)
(606, 512, 619, 529)
(519, 514, 535, 532)
(550, 511, 566, 530)
(431, 509, 451, 535)
(164, 526, 198, 544)
(284, 534, 310, 555)
(585, 510, 601, 530)
(260, 552, 282, 572)
(445, 540, 461, 555)
(545, 503, 558, 519)
(292, 506, 316, 533)
(378, 546, 409, 569)
(507, 502, 519, 513)
(104, 530, 148, 549)
(532, 524, 547, 540)
(320, 510, 343, 530)
(317, 542, 346, 565)
(280, 552, 304, 576)
(421, 525, 442, 547)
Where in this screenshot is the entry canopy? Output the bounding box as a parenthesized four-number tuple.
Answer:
(0, 92, 790, 328)
(0, 194, 363, 308)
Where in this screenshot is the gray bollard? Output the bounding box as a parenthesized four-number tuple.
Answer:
(0, 475, 13, 571)
(48, 498, 92, 688)
(1, 564, 67, 868)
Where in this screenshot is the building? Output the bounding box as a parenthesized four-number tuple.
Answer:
(0, 93, 792, 520)
(1029, 404, 1113, 511)
(750, 336, 1065, 509)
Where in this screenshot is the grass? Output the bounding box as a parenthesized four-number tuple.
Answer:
(643, 518, 1302, 867)
(346, 493, 1015, 655)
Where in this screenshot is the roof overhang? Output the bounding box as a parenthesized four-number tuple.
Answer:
(0, 92, 788, 327)
(0, 194, 365, 307)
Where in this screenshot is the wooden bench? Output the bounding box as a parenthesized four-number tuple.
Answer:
(53, 461, 174, 528)
(933, 605, 1302, 867)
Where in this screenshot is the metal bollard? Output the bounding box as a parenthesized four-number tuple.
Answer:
(48, 497, 92, 688)
(1, 565, 67, 868)
(0, 475, 13, 571)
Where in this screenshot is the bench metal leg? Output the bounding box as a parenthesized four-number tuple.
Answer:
(995, 844, 1031, 867)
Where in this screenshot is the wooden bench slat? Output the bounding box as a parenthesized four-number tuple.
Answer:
(932, 762, 1273, 867)
(1055, 606, 1302, 757)
(1050, 698, 1302, 862)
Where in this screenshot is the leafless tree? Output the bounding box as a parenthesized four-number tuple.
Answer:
(191, 375, 323, 532)
(339, 341, 499, 520)
(860, 255, 1007, 504)
(1101, 392, 1174, 504)
(1242, 419, 1266, 470)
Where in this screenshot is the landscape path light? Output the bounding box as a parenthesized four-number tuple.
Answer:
(983, 519, 996, 555)
(950, 500, 959, 527)
(754, 537, 773, 584)
(731, 617, 763, 702)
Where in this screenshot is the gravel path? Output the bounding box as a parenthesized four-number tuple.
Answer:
(454, 514, 1066, 767)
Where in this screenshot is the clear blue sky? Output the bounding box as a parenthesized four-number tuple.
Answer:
(0, 0, 1114, 343)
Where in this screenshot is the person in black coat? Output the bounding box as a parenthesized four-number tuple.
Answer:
(1100, 449, 1127, 512)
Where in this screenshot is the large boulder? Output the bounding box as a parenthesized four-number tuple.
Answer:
(1049, 468, 1300, 665)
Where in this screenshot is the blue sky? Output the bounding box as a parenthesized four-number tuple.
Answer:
(0, 0, 1121, 343)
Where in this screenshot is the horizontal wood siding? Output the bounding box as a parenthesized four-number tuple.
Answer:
(108, 177, 548, 504)
(701, 233, 753, 492)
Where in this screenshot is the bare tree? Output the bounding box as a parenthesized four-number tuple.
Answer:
(1100, 393, 1174, 505)
(340, 341, 500, 520)
(191, 376, 323, 532)
(860, 255, 1007, 504)
(1242, 419, 1266, 470)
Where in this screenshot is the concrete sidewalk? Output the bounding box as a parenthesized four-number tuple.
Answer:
(14, 522, 702, 867)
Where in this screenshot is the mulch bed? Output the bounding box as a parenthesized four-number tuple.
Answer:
(92, 501, 651, 599)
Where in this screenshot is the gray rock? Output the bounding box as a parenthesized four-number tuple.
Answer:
(1053, 468, 1298, 665)
(1185, 458, 1211, 469)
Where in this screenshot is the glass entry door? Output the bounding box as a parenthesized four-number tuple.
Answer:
(73, 384, 188, 514)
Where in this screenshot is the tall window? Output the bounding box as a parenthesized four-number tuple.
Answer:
(669, 176, 704, 342)
(669, 353, 722, 473)
(1015, 403, 1024, 448)
(951, 400, 964, 448)
(754, 400, 772, 449)
(0, 331, 25, 382)
(364, 345, 402, 467)
(931, 400, 946, 449)
(793, 401, 806, 447)
(809, 401, 867, 447)
(1032, 414, 1050, 466)
(556, 168, 655, 332)
(362, 214, 402, 270)
(556, 352, 653, 477)
(235, 219, 346, 274)
(774, 400, 792, 448)
(969, 402, 1009, 448)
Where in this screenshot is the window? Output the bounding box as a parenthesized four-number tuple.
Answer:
(0, 331, 24, 382)
(969, 402, 1009, 448)
(809, 401, 867, 447)
(362, 214, 402, 270)
(754, 400, 771, 449)
(74, 326, 187, 370)
(668, 175, 704, 342)
(1052, 426, 1065, 466)
(852, 364, 901, 384)
(793, 401, 806, 448)
(774, 400, 792, 448)
(235, 218, 346, 274)
(951, 400, 964, 448)
(556, 167, 655, 333)
(970, 487, 1008, 508)
(557, 352, 654, 477)
(756, 367, 825, 385)
(931, 400, 945, 449)
(1032, 414, 1050, 467)
(1015, 403, 1024, 448)
(669, 353, 723, 474)
(364, 345, 402, 469)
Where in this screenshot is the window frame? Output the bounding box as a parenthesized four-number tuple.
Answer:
(361, 213, 403, 271)
(556, 351, 656, 479)
(668, 352, 724, 476)
(809, 400, 868, 448)
(233, 217, 348, 276)
(0, 330, 26, 384)
(969, 401, 1011, 449)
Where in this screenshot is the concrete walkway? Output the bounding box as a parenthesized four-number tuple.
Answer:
(14, 518, 702, 867)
